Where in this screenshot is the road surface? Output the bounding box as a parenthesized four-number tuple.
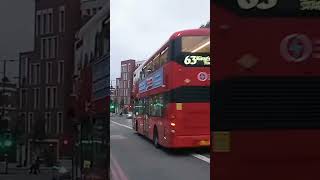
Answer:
(110, 114, 210, 180)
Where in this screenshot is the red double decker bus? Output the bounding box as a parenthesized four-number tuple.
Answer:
(132, 28, 210, 148)
(212, 1, 320, 179)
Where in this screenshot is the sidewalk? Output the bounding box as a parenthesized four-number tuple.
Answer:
(9, 163, 52, 169)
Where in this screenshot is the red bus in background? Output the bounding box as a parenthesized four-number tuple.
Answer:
(212, 1, 320, 179)
(132, 28, 210, 148)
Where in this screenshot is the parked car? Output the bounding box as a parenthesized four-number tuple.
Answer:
(51, 163, 71, 180)
(127, 112, 133, 119)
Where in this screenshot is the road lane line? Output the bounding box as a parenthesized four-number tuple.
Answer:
(111, 120, 210, 164)
(111, 120, 133, 129)
(110, 160, 120, 180)
(191, 154, 210, 163)
(111, 153, 129, 180)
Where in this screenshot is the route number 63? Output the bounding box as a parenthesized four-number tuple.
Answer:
(237, 0, 278, 10)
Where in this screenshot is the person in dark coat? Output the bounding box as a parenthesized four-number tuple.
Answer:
(35, 157, 41, 174)
(29, 159, 36, 174)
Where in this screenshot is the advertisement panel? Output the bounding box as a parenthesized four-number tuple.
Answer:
(138, 67, 164, 93)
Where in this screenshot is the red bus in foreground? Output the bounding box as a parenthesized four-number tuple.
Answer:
(132, 28, 210, 148)
(213, 1, 320, 179)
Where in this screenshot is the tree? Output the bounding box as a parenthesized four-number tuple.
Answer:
(200, 21, 210, 28)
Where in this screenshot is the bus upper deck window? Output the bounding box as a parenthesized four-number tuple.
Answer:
(181, 36, 210, 53)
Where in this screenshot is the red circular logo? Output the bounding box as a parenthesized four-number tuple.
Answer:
(280, 34, 312, 62)
(197, 72, 208, 81)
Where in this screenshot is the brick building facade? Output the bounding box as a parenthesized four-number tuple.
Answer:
(115, 59, 135, 113)
(19, 0, 81, 164)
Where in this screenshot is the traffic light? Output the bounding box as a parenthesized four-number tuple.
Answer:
(0, 131, 13, 152)
(110, 101, 115, 113)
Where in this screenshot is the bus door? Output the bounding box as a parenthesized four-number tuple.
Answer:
(143, 114, 150, 137)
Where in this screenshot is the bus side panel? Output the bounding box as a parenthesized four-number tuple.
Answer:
(214, 130, 320, 180)
(137, 116, 144, 135)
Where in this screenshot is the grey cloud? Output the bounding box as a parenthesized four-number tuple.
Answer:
(0, 0, 34, 82)
(110, 0, 210, 81)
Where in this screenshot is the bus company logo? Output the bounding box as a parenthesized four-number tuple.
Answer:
(197, 72, 209, 81)
(280, 34, 313, 62)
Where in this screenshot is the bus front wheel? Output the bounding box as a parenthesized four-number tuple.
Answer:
(153, 128, 160, 148)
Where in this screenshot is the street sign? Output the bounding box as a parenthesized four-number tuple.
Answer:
(83, 160, 91, 168)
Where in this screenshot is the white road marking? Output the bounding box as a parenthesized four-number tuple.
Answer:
(111, 120, 133, 129)
(110, 135, 127, 140)
(191, 154, 210, 164)
(111, 120, 210, 164)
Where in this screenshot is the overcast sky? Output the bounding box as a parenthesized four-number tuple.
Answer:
(0, 0, 34, 83)
(110, 0, 210, 86)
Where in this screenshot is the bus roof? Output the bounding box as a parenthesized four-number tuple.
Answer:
(169, 28, 210, 40)
(141, 28, 210, 70)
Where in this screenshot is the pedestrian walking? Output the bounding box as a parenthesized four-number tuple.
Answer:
(29, 157, 39, 175)
(29, 160, 35, 174)
(35, 156, 41, 174)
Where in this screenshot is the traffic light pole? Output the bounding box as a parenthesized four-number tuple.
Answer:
(4, 153, 8, 174)
(1, 60, 6, 123)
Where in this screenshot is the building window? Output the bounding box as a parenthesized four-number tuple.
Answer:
(36, 11, 41, 35)
(43, 13, 47, 34)
(46, 62, 52, 83)
(49, 9, 53, 33)
(41, 38, 46, 59)
(59, 6, 65, 32)
(46, 12, 50, 34)
(33, 88, 40, 109)
(45, 112, 51, 134)
(36, 64, 40, 84)
(20, 89, 27, 108)
(31, 64, 35, 84)
(93, 8, 97, 15)
(48, 38, 52, 58)
(86, 9, 91, 16)
(124, 81, 127, 88)
(54, 37, 58, 57)
(122, 73, 128, 81)
(51, 38, 55, 59)
(52, 87, 57, 108)
(121, 65, 127, 72)
(46, 87, 51, 108)
(28, 112, 33, 133)
(20, 113, 27, 133)
(40, 11, 44, 34)
(32, 88, 40, 109)
(42, 37, 57, 59)
(20, 57, 28, 84)
(57, 112, 63, 133)
(58, 61, 64, 83)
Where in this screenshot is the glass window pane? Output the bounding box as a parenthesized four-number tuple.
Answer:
(181, 36, 210, 53)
